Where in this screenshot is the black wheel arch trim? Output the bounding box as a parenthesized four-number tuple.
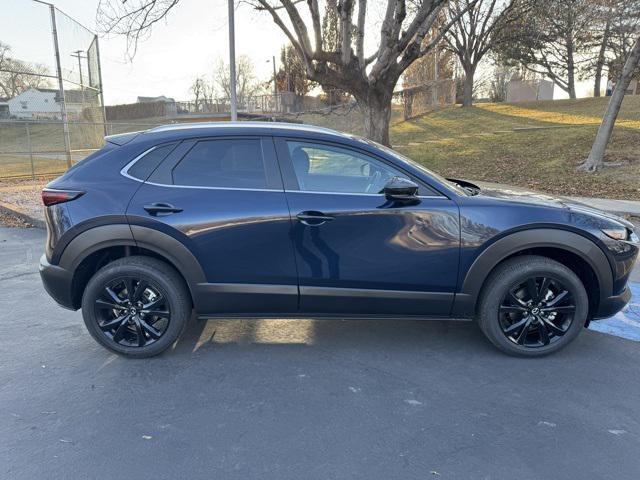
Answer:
(127, 223, 207, 286)
(51, 215, 131, 265)
(56, 221, 206, 308)
(453, 228, 613, 317)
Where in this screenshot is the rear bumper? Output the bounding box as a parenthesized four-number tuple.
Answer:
(39, 254, 76, 310)
(592, 285, 632, 320)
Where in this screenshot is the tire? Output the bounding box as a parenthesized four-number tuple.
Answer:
(81, 256, 192, 358)
(477, 255, 589, 357)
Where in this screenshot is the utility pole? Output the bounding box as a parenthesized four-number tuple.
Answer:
(272, 55, 278, 113)
(70, 49, 87, 106)
(228, 0, 237, 121)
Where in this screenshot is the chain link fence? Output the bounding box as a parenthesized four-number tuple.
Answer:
(0, 0, 108, 179)
(0, 1, 457, 180)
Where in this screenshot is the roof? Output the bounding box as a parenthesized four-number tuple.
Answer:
(149, 121, 347, 137)
(9, 88, 85, 104)
(137, 95, 176, 104)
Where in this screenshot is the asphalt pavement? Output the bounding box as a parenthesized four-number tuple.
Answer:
(1, 226, 640, 480)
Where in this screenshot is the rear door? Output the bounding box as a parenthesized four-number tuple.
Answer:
(126, 136, 298, 315)
(275, 137, 460, 317)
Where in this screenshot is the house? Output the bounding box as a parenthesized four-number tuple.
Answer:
(6, 88, 85, 120)
(137, 95, 177, 116)
(506, 78, 554, 102)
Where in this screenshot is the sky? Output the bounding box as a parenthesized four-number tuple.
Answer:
(2, 0, 289, 104)
(2, 0, 593, 105)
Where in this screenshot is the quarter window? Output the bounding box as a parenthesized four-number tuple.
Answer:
(286, 141, 408, 194)
(172, 139, 267, 189)
(128, 144, 176, 181)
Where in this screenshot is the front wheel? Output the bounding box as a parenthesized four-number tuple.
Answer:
(81, 256, 191, 358)
(478, 255, 589, 357)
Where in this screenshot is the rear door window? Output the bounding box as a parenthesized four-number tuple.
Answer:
(171, 138, 267, 189)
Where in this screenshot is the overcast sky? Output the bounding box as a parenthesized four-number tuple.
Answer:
(2, 0, 591, 105)
(3, 0, 291, 104)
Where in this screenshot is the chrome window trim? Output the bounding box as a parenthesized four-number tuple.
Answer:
(120, 146, 158, 182)
(144, 181, 282, 193)
(285, 189, 445, 199)
(120, 145, 282, 192)
(121, 145, 444, 198)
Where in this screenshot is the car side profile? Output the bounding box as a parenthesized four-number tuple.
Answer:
(39, 122, 639, 357)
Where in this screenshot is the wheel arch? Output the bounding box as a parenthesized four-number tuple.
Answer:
(59, 224, 206, 309)
(452, 229, 613, 319)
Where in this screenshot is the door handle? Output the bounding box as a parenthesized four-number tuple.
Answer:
(143, 202, 183, 216)
(296, 211, 334, 226)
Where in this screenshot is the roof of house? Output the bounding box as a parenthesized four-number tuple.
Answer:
(137, 95, 176, 104)
(10, 88, 86, 104)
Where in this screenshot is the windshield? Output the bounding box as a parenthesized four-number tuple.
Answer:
(358, 138, 470, 196)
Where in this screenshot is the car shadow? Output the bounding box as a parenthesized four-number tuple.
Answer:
(169, 314, 497, 358)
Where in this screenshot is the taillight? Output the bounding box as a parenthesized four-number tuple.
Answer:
(41, 188, 85, 206)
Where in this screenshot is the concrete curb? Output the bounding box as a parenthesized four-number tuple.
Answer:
(0, 201, 45, 229)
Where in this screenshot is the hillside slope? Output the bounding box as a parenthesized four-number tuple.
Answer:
(390, 96, 640, 200)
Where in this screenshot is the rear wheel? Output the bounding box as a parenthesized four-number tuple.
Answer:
(478, 255, 589, 357)
(81, 256, 191, 358)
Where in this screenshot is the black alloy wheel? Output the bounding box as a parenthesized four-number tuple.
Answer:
(477, 255, 589, 357)
(499, 276, 576, 348)
(82, 256, 191, 358)
(95, 277, 171, 347)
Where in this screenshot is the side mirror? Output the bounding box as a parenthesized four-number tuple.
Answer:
(383, 177, 419, 201)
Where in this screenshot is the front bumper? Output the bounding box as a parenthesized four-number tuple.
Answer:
(39, 254, 76, 310)
(592, 285, 632, 320)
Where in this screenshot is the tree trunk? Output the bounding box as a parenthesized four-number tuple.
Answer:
(593, 69, 602, 98)
(578, 36, 640, 172)
(567, 38, 577, 99)
(462, 65, 476, 108)
(360, 92, 393, 146)
(593, 19, 611, 98)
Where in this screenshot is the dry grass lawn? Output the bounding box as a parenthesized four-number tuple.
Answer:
(390, 97, 640, 200)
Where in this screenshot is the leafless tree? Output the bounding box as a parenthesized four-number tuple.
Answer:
(251, 0, 481, 144)
(0, 41, 51, 98)
(276, 44, 315, 97)
(97, 0, 476, 145)
(496, 0, 595, 99)
(403, 11, 455, 88)
(579, 35, 640, 171)
(443, 0, 518, 107)
(97, 0, 180, 59)
(606, 1, 640, 79)
(589, 0, 616, 97)
(190, 77, 206, 112)
(213, 55, 260, 107)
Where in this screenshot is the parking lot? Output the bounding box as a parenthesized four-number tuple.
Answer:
(1, 225, 640, 480)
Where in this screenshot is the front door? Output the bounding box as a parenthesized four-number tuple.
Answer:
(275, 138, 460, 317)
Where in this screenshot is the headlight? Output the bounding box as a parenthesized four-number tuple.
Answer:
(601, 227, 628, 241)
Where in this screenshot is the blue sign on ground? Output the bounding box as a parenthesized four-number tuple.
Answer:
(590, 282, 640, 341)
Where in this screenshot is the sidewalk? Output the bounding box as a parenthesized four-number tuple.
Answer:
(568, 196, 640, 217)
(476, 181, 640, 218)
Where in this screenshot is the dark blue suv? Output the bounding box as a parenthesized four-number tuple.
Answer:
(39, 122, 639, 357)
